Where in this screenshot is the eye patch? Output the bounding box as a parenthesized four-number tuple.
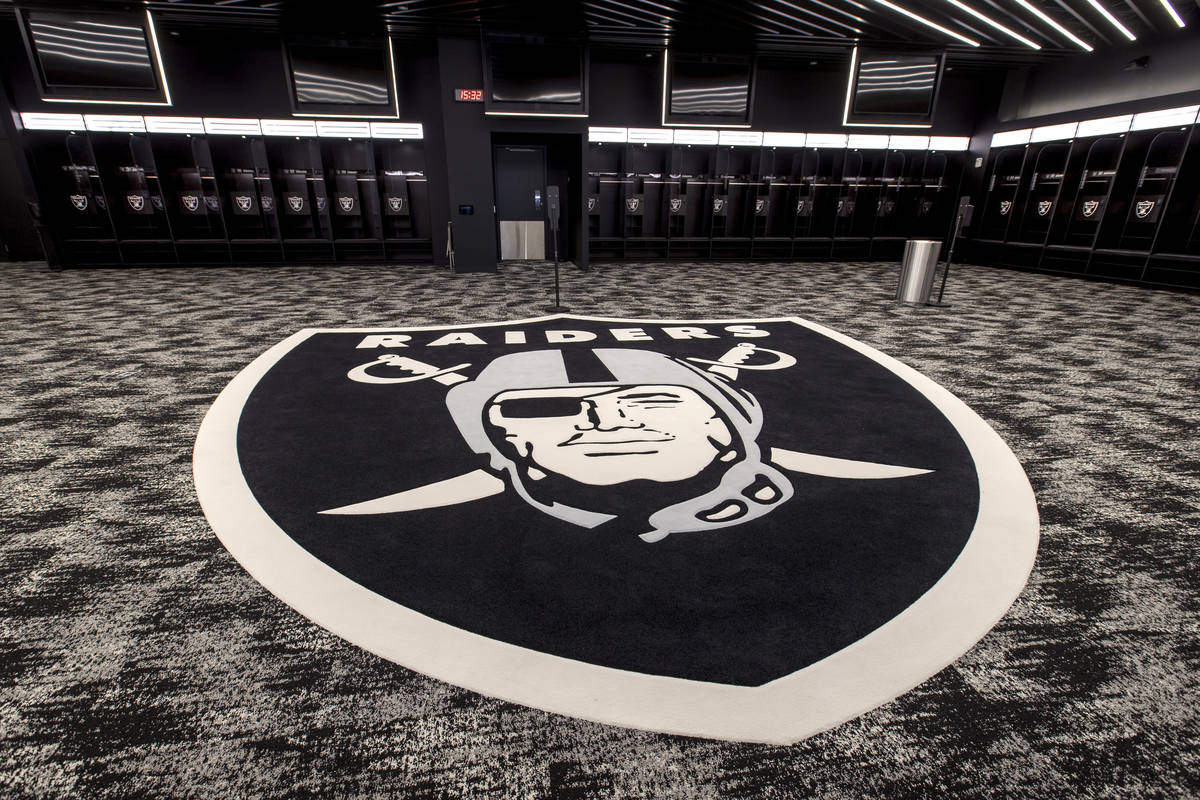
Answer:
(497, 397, 586, 418)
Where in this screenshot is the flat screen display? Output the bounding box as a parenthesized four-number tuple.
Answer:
(25, 11, 157, 90)
(488, 42, 582, 105)
(289, 44, 391, 107)
(670, 60, 751, 118)
(851, 54, 940, 117)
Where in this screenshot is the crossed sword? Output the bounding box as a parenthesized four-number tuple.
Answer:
(322, 343, 932, 516)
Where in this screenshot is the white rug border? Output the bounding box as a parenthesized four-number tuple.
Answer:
(193, 314, 1039, 744)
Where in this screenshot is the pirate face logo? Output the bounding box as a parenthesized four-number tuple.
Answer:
(195, 316, 1038, 744)
(261, 195, 274, 213)
(587, 196, 598, 213)
(316, 196, 327, 212)
(999, 200, 1012, 216)
(919, 200, 933, 216)
(181, 194, 200, 212)
(339, 196, 355, 212)
(387, 196, 406, 213)
(235, 195, 253, 212)
(1135, 199, 1155, 219)
(287, 195, 305, 212)
(204, 195, 220, 212)
(669, 197, 682, 214)
(126, 194, 144, 211)
(1037, 200, 1052, 216)
(625, 197, 641, 213)
(69, 194, 88, 211)
(796, 198, 811, 216)
(1082, 200, 1100, 218)
(151, 195, 164, 211)
(755, 198, 766, 215)
(713, 198, 726, 214)
(878, 199, 895, 217)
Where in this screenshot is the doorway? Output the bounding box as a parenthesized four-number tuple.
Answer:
(493, 145, 547, 260)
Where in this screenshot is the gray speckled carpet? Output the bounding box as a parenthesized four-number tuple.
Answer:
(1, 258, 1197, 799)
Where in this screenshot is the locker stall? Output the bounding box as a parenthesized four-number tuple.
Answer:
(624, 142, 671, 259)
(913, 151, 955, 240)
(711, 146, 757, 259)
(669, 144, 717, 259)
(23, 125, 434, 269)
(266, 137, 333, 263)
(978, 147, 1026, 242)
(869, 149, 907, 260)
(24, 132, 120, 267)
(791, 148, 837, 259)
(832, 148, 873, 259)
(968, 110, 1200, 288)
(153, 135, 230, 265)
(586, 142, 625, 260)
(93, 133, 176, 264)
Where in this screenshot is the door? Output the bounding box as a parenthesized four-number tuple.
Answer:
(493, 145, 547, 260)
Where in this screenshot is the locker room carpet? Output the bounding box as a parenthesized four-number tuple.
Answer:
(1, 258, 1197, 799)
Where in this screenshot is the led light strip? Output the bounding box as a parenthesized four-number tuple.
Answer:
(20, 113, 424, 139)
(1083, 0, 1137, 40)
(1157, 0, 1186, 27)
(587, 126, 967, 150)
(943, 0, 1041, 48)
(989, 102, 1200, 146)
(866, 0, 981, 45)
(1011, 0, 1093, 51)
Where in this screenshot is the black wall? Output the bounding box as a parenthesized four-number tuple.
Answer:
(998, 29, 1200, 126)
(0, 5, 1004, 270)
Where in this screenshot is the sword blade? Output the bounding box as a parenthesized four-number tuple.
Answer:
(319, 469, 505, 515)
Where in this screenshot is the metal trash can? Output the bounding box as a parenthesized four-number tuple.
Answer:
(896, 239, 942, 304)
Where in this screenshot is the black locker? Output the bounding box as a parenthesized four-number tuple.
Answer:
(979, 148, 1026, 241)
(1014, 143, 1069, 245)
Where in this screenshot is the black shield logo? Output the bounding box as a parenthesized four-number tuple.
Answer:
(195, 316, 1038, 743)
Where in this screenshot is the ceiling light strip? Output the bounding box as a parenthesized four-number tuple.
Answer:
(1157, 0, 1186, 26)
(1011, 0, 1093, 50)
(866, 0, 982, 45)
(1083, 0, 1137, 39)
(943, 0, 1041, 47)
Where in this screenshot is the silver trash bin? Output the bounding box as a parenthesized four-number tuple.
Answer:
(895, 239, 942, 304)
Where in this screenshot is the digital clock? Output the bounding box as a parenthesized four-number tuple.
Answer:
(455, 88, 484, 102)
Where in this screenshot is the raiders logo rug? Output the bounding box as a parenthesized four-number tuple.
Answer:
(194, 315, 1038, 743)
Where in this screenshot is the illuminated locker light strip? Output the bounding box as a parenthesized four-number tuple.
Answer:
(1011, 0, 1092, 50)
(588, 127, 629, 143)
(84, 114, 146, 132)
(19, 112, 86, 130)
(675, 129, 720, 144)
(1130, 105, 1199, 131)
(627, 128, 674, 144)
(928, 136, 970, 150)
(865, 0, 981, 45)
(1157, 0, 1186, 26)
(943, 0, 1041, 47)
(807, 133, 849, 148)
(203, 118, 262, 135)
(370, 122, 423, 139)
(762, 131, 807, 147)
(316, 120, 372, 138)
(1029, 122, 1078, 142)
(42, 10, 174, 106)
(1083, 0, 1137, 40)
(889, 134, 930, 149)
(144, 116, 204, 134)
(847, 134, 889, 149)
(261, 119, 318, 136)
(990, 129, 1031, 146)
(484, 111, 589, 118)
(718, 130, 764, 146)
(1075, 114, 1132, 137)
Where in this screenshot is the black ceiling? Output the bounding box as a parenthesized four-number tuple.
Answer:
(10, 0, 1200, 68)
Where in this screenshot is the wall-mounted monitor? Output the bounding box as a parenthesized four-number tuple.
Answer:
(285, 39, 398, 118)
(845, 50, 944, 127)
(664, 53, 754, 127)
(483, 37, 588, 117)
(18, 8, 171, 104)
